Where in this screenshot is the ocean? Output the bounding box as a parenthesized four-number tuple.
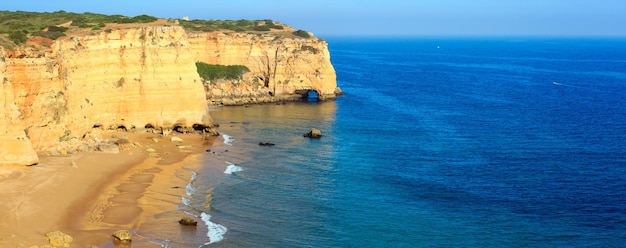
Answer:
(142, 37, 626, 247)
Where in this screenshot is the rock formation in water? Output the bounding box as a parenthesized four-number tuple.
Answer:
(0, 17, 337, 165)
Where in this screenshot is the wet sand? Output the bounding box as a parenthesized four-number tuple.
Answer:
(0, 130, 213, 247)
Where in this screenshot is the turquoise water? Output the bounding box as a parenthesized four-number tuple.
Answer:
(148, 38, 626, 247)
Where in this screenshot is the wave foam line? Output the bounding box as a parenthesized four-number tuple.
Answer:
(190, 170, 198, 182)
(181, 196, 191, 206)
(200, 212, 227, 245)
(224, 161, 243, 174)
(186, 182, 197, 196)
(150, 239, 174, 248)
(222, 134, 234, 146)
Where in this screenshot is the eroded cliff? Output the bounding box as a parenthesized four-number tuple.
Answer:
(189, 32, 338, 105)
(0, 25, 210, 165)
(0, 53, 39, 165)
(0, 20, 338, 165)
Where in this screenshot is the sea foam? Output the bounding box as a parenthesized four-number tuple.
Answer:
(150, 239, 174, 248)
(181, 196, 191, 206)
(186, 182, 197, 196)
(190, 170, 198, 181)
(224, 161, 243, 174)
(200, 212, 227, 245)
(222, 134, 234, 146)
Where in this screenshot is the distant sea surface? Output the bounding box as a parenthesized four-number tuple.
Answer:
(146, 37, 626, 247)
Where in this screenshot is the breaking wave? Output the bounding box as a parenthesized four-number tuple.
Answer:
(224, 161, 243, 174)
(222, 134, 234, 146)
(200, 212, 227, 245)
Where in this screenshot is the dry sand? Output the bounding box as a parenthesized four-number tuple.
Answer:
(0, 130, 214, 247)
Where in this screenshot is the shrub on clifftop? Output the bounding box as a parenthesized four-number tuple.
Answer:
(0, 11, 159, 47)
(292, 30, 310, 38)
(8, 30, 27, 44)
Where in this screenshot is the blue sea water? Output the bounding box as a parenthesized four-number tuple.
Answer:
(153, 37, 626, 247)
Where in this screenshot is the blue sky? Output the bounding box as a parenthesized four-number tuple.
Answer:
(3, 0, 625, 37)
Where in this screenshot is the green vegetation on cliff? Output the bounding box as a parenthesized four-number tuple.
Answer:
(195, 62, 250, 81)
(178, 19, 284, 33)
(0, 10, 159, 46)
(292, 30, 311, 38)
(0, 10, 157, 33)
(0, 10, 313, 48)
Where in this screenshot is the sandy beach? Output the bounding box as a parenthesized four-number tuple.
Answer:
(0, 130, 214, 247)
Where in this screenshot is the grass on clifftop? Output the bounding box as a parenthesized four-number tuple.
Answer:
(179, 19, 284, 32)
(0, 10, 314, 48)
(177, 19, 313, 39)
(0, 10, 158, 46)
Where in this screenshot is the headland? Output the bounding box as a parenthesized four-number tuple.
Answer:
(0, 10, 338, 247)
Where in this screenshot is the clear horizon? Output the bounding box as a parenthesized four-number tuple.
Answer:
(3, 0, 625, 37)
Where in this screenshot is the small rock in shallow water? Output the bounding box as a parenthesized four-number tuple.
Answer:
(179, 216, 198, 226)
(303, 128, 322, 138)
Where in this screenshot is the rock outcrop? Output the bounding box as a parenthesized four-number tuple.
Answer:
(179, 216, 198, 226)
(111, 229, 132, 243)
(303, 128, 322, 138)
(45, 230, 73, 247)
(0, 21, 338, 165)
(0, 25, 210, 165)
(188, 32, 337, 105)
(0, 53, 39, 165)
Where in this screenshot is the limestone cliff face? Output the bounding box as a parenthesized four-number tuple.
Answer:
(50, 26, 209, 136)
(0, 51, 39, 165)
(0, 24, 338, 165)
(188, 32, 337, 104)
(0, 26, 209, 163)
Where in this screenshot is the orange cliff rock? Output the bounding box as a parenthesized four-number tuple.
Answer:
(0, 24, 339, 165)
(188, 32, 338, 104)
(0, 57, 39, 165)
(0, 26, 209, 165)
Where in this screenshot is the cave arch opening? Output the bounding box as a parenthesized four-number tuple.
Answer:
(304, 90, 319, 101)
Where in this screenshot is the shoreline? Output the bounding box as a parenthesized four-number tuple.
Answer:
(0, 130, 214, 247)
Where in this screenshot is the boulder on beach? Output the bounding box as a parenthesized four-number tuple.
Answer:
(97, 143, 120, 153)
(112, 230, 132, 243)
(179, 216, 198, 226)
(46, 230, 73, 247)
(303, 128, 322, 138)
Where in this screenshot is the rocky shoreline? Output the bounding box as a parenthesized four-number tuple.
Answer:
(40, 123, 219, 159)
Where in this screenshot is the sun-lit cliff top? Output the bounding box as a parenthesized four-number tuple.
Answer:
(0, 10, 337, 166)
(0, 10, 316, 50)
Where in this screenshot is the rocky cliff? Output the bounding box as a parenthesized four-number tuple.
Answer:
(0, 55, 39, 165)
(189, 32, 338, 105)
(0, 22, 338, 165)
(0, 25, 210, 165)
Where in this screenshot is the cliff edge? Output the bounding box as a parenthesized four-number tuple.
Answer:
(0, 14, 338, 165)
(0, 54, 39, 165)
(190, 31, 338, 105)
